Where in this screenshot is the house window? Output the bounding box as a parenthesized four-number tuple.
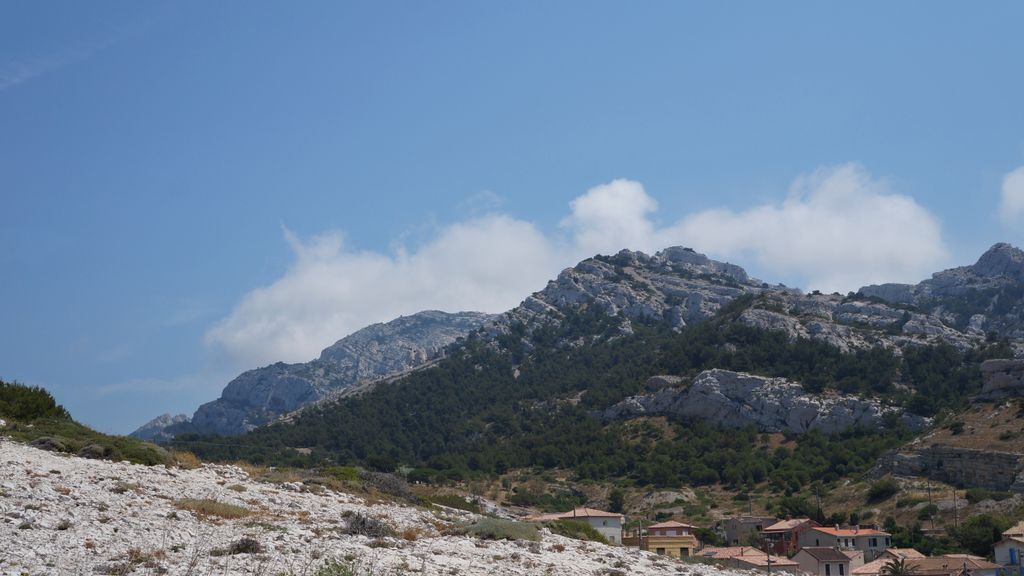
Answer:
(680, 548, 689, 557)
(1011, 548, 1018, 565)
(840, 564, 845, 576)
(656, 548, 666, 555)
(610, 535, 615, 543)
(603, 521, 608, 526)
(816, 539, 821, 546)
(870, 538, 878, 548)
(826, 563, 832, 576)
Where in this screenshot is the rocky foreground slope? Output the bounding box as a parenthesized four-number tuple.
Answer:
(0, 439, 735, 576)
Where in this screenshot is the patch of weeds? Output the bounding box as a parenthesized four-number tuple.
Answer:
(341, 513, 395, 538)
(245, 520, 288, 532)
(228, 537, 262, 555)
(56, 518, 72, 530)
(226, 484, 247, 493)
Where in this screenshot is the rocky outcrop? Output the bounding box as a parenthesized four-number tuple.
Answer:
(492, 246, 1004, 358)
(978, 359, 1024, 400)
(860, 243, 1024, 340)
(603, 369, 929, 434)
(876, 445, 1024, 492)
(492, 247, 774, 339)
(130, 413, 190, 442)
(137, 311, 495, 437)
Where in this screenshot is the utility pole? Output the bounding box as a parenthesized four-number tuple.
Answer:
(927, 480, 936, 531)
(815, 485, 823, 521)
(953, 487, 959, 530)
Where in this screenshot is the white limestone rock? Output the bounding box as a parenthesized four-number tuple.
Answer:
(603, 369, 930, 434)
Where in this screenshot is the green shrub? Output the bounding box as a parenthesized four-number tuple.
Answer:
(423, 494, 481, 513)
(546, 519, 608, 544)
(0, 380, 70, 421)
(867, 477, 899, 503)
(965, 488, 1012, 503)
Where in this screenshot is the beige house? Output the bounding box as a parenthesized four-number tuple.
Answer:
(636, 521, 700, 558)
(853, 548, 927, 576)
(795, 547, 856, 576)
(724, 516, 778, 545)
(525, 507, 624, 545)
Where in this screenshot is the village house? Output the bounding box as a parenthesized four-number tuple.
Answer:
(761, 517, 820, 555)
(724, 515, 778, 546)
(628, 520, 700, 558)
(525, 507, 624, 545)
(852, 548, 927, 576)
(804, 526, 892, 561)
(699, 546, 801, 573)
(794, 547, 857, 576)
(994, 520, 1024, 574)
(906, 556, 1000, 576)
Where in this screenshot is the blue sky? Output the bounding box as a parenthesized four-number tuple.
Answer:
(2, 1, 1024, 433)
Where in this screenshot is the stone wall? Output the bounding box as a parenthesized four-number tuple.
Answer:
(877, 445, 1024, 492)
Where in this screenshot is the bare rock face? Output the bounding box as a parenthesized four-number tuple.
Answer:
(130, 413, 190, 442)
(860, 243, 1024, 339)
(603, 369, 929, 434)
(978, 359, 1024, 400)
(494, 247, 771, 337)
(136, 311, 496, 437)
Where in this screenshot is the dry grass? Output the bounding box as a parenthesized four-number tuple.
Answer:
(174, 498, 253, 520)
(170, 450, 201, 469)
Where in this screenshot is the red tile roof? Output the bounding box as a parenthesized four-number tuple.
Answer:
(811, 526, 889, 537)
(524, 507, 622, 521)
(647, 520, 697, 529)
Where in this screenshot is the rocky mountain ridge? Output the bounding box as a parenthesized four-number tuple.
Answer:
(861, 242, 1024, 338)
(485, 244, 1024, 358)
(136, 311, 495, 437)
(143, 243, 1024, 440)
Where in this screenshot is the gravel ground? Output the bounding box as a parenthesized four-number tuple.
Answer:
(0, 438, 750, 576)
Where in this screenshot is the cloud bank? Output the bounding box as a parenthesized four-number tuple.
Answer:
(206, 163, 949, 368)
(1000, 166, 1024, 224)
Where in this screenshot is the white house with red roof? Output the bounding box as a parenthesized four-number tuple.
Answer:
(525, 507, 624, 544)
(994, 521, 1024, 573)
(803, 526, 892, 561)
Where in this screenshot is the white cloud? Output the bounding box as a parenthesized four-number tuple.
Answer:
(205, 218, 561, 368)
(206, 164, 949, 368)
(658, 164, 948, 291)
(1000, 166, 1024, 224)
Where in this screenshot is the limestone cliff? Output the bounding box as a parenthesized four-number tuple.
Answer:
(603, 369, 929, 434)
